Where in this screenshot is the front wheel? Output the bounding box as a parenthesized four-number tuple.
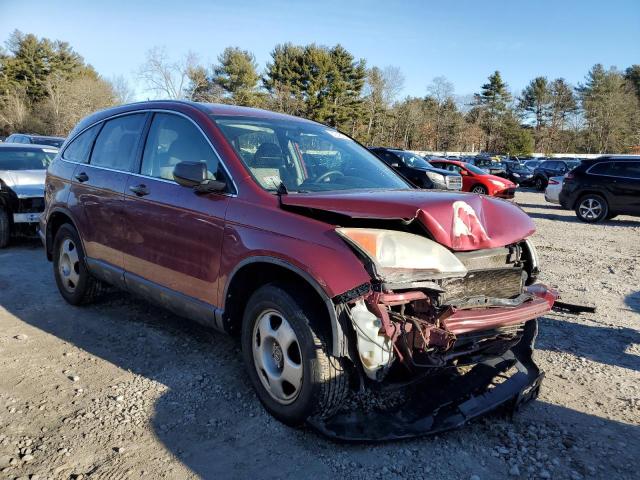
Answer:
(575, 194, 608, 223)
(241, 283, 348, 426)
(471, 184, 487, 195)
(53, 224, 103, 305)
(534, 176, 546, 191)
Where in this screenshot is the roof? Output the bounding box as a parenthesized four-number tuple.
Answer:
(0, 143, 59, 151)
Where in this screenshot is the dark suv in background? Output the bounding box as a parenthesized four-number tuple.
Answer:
(532, 159, 581, 190)
(559, 156, 640, 223)
(369, 147, 462, 190)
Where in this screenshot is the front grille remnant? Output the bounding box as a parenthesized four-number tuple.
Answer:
(438, 268, 524, 304)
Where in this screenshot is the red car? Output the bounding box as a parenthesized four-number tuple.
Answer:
(41, 101, 555, 440)
(429, 159, 517, 198)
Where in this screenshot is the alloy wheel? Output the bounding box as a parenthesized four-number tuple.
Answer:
(252, 309, 303, 405)
(58, 238, 80, 293)
(578, 198, 603, 220)
(472, 186, 486, 194)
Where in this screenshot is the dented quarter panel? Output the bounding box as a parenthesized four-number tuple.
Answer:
(280, 189, 536, 251)
(218, 192, 372, 306)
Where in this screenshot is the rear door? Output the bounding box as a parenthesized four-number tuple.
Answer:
(122, 112, 231, 305)
(70, 113, 147, 270)
(612, 161, 640, 214)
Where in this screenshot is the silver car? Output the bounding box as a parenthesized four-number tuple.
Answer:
(0, 144, 58, 247)
(544, 176, 564, 204)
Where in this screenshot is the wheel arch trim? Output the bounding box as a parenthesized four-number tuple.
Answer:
(222, 255, 349, 358)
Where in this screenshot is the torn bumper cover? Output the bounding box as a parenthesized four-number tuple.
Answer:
(308, 318, 543, 442)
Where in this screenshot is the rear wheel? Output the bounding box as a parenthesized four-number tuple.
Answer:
(53, 224, 103, 305)
(534, 176, 546, 191)
(241, 283, 348, 426)
(471, 184, 487, 195)
(0, 208, 10, 248)
(575, 194, 608, 223)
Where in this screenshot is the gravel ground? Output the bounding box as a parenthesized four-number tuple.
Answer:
(0, 190, 639, 480)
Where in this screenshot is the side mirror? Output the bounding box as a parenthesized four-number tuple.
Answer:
(460, 169, 468, 176)
(173, 161, 226, 193)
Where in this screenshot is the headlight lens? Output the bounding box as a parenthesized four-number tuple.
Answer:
(512, 172, 520, 178)
(425, 171, 445, 185)
(336, 228, 467, 281)
(489, 179, 506, 188)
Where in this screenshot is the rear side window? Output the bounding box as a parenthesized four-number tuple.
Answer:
(140, 113, 221, 182)
(62, 125, 101, 163)
(615, 161, 640, 179)
(589, 162, 615, 175)
(90, 114, 146, 171)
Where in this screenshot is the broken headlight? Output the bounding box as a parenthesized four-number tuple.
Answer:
(336, 228, 467, 282)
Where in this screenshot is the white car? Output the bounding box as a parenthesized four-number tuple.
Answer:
(544, 176, 564, 204)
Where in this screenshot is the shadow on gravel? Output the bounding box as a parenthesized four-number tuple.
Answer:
(526, 212, 640, 226)
(537, 316, 640, 372)
(2, 246, 640, 479)
(625, 292, 640, 314)
(516, 203, 564, 210)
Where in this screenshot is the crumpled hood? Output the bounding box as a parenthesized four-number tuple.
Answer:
(281, 189, 535, 251)
(0, 169, 46, 198)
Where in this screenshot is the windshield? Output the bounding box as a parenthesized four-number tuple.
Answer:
(463, 162, 488, 175)
(392, 150, 431, 169)
(34, 138, 64, 148)
(0, 149, 56, 170)
(212, 116, 409, 192)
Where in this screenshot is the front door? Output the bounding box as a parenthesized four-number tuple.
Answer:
(122, 112, 230, 306)
(70, 113, 147, 270)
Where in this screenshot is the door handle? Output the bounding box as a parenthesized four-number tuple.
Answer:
(75, 172, 89, 182)
(129, 184, 150, 197)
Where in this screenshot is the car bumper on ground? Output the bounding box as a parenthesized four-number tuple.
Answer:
(309, 318, 544, 441)
(309, 284, 556, 441)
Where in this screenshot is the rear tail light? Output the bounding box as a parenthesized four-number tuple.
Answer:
(564, 172, 574, 179)
(548, 179, 559, 185)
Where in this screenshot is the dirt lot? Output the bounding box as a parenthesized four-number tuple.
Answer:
(0, 190, 639, 480)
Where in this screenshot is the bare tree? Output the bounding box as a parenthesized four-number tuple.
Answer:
(138, 47, 199, 100)
(110, 75, 136, 104)
(0, 86, 30, 133)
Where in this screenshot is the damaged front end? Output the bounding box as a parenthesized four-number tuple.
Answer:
(310, 226, 556, 441)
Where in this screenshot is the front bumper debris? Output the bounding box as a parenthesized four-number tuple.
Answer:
(308, 319, 543, 442)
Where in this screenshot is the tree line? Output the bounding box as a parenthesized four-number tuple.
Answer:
(1, 30, 639, 154)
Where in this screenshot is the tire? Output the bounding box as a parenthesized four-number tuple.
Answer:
(534, 176, 546, 191)
(241, 283, 348, 426)
(575, 194, 608, 223)
(0, 208, 10, 248)
(471, 184, 487, 195)
(52, 223, 103, 305)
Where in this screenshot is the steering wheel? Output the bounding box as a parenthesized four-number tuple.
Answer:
(315, 170, 344, 183)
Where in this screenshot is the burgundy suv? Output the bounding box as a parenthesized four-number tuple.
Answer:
(41, 101, 556, 440)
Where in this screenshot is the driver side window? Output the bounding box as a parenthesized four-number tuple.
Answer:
(141, 113, 221, 181)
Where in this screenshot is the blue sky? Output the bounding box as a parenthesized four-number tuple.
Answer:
(1, 0, 638, 100)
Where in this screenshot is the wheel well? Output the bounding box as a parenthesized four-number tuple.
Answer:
(223, 261, 334, 347)
(46, 211, 74, 260)
(572, 190, 608, 210)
